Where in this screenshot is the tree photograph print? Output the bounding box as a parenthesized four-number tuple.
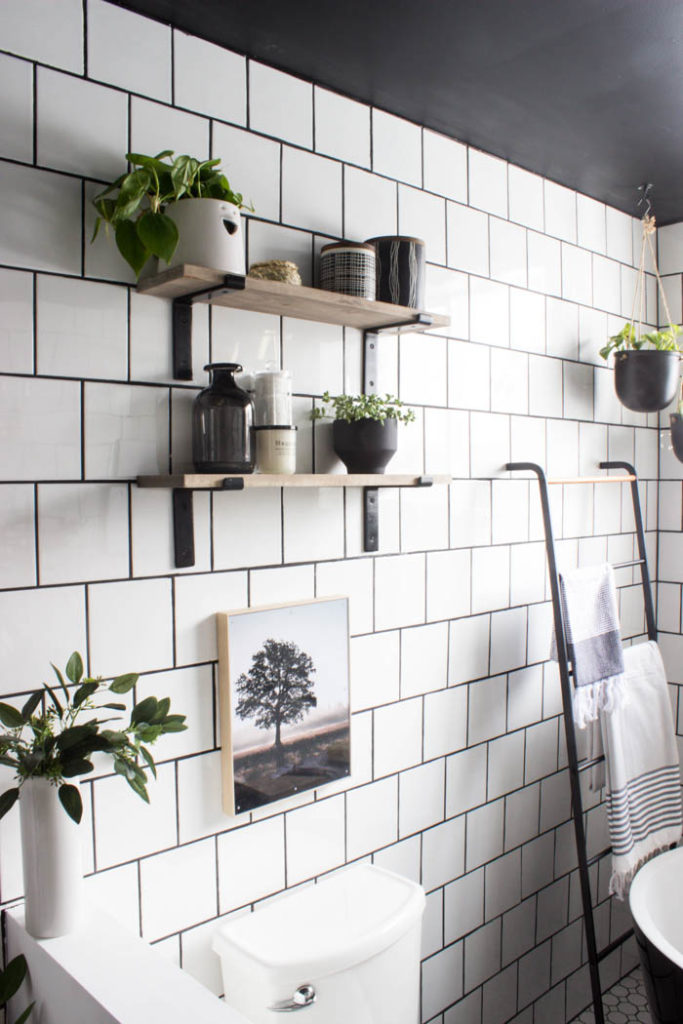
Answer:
(217, 598, 351, 814)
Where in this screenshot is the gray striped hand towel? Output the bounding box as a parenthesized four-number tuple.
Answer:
(555, 563, 626, 727)
(601, 640, 682, 899)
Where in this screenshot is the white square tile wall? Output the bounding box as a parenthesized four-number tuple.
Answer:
(0, 5, 668, 1023)
(173, 30, 246, 125)
(0, 55, 34, 163)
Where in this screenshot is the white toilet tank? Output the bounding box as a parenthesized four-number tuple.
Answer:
(213, 863, 425, 1024)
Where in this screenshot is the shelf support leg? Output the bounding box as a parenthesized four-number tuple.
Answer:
(173, 299, 193, 381)
(363, 331, 379, 396)
(362, 331, 379, 552)
(172, 489, 195, 568)
(363, 487, 379, 552)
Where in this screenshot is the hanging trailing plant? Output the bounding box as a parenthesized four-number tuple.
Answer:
(600, 191, 682, 413)
(600, 322, 682, 361)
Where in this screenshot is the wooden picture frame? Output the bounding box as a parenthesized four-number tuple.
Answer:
(216, 597, 351, 815)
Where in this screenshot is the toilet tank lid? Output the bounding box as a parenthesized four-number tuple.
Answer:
(213, 864, 425, 978)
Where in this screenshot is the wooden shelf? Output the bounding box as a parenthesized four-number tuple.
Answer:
(136, 265, 450, 333)
(140, 472, 451, 567)
(137, 472, 451, 490)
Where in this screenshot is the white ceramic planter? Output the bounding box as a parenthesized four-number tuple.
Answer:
(164, 197, 245, 275)
(19, 778, 83, 938)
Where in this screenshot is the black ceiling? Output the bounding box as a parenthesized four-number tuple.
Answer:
(116, 0, 683, 224)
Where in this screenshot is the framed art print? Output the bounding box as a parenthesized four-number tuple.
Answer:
(216, 597, 351, 815)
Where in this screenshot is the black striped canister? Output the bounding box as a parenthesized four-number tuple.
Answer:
(365, 236, 426, 309)
(319, 241, 377, 299)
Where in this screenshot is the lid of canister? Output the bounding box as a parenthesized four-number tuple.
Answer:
(364, 235, 425, 247)
(212, 864, 425, 979)
(321, 241, 376, 254)
(252, 425, 298, 431)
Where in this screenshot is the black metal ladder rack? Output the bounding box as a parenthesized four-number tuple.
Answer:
(506, 460, 656, 1024)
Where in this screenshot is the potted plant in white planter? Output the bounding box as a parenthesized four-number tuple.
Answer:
(92, 150, 253, 278)
(0, 652, 186, 939)
(312, 392, 415, 473)
(599, 321, 681, 413)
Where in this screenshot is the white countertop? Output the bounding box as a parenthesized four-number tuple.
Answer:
(4, 907, 250, 1024)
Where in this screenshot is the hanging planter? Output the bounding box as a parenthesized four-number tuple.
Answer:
(613, 347, 680, 412)
(670, 383, 683, 462)
(600, 193, 682, 413)
(670, 413, 683, 462)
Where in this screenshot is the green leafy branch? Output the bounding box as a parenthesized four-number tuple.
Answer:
(311, 391, 415, 424)
(600, 322, 682, 361)
(0, 954, 33, 1024)
(0, 652, 186, 824)
(91, 150, 253, 277)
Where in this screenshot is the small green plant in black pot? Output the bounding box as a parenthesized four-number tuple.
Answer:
(311, 392, 415, 473)
(600, 322, 682, 413)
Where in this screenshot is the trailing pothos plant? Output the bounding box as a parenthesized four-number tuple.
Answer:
(311, 391, 415, 424)
(0, 652, 186, 824)
(599, 321, 682, 361)
(91, 150, 253, 277)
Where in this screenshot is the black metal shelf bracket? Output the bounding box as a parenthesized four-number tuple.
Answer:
(362, 313, 433, 395)
(172, 488, 195, 568)
(172, 477, 246, 568)
(361, 475, 434, 553)
(361, 312, 433, 548)
(172, 273, 246, 380)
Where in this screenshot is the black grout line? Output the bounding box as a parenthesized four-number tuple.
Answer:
(31, 63, 38, 166)
(81, 0, 88, 78)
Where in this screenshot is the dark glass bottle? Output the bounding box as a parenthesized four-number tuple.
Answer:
(192, 363, 255, 473)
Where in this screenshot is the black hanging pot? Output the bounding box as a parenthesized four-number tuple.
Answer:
(671, 414, 683, 463)
(332, 418, 398, 474)
(613, 350, 680, 412)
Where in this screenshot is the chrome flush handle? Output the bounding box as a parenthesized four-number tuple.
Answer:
(269, 984, 317, 1012)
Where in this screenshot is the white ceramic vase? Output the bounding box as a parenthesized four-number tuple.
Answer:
(164, 197, 245, 274)
(19, 777, 83, 938)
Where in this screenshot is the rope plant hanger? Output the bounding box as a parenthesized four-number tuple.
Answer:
(601, 184, 682, 414)
(630, 184, 678, 347)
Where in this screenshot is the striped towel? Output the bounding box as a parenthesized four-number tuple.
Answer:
(554, 563, 627, 727)
(602, 640, 682, 899)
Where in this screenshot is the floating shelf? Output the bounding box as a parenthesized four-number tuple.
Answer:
(138, 472, 451, 567)
(136, 264, 450, 332)
(137, 473, 449, 489)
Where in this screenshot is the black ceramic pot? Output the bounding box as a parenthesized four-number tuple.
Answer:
(364, 236, 425, 308)
(671, 414, 683, 463)
(613, 350, 680, 413)
(332, 418, 398, 474)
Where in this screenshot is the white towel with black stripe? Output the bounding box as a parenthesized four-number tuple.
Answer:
(601, 640, 682, 900)
(552, 563, 627, 728)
